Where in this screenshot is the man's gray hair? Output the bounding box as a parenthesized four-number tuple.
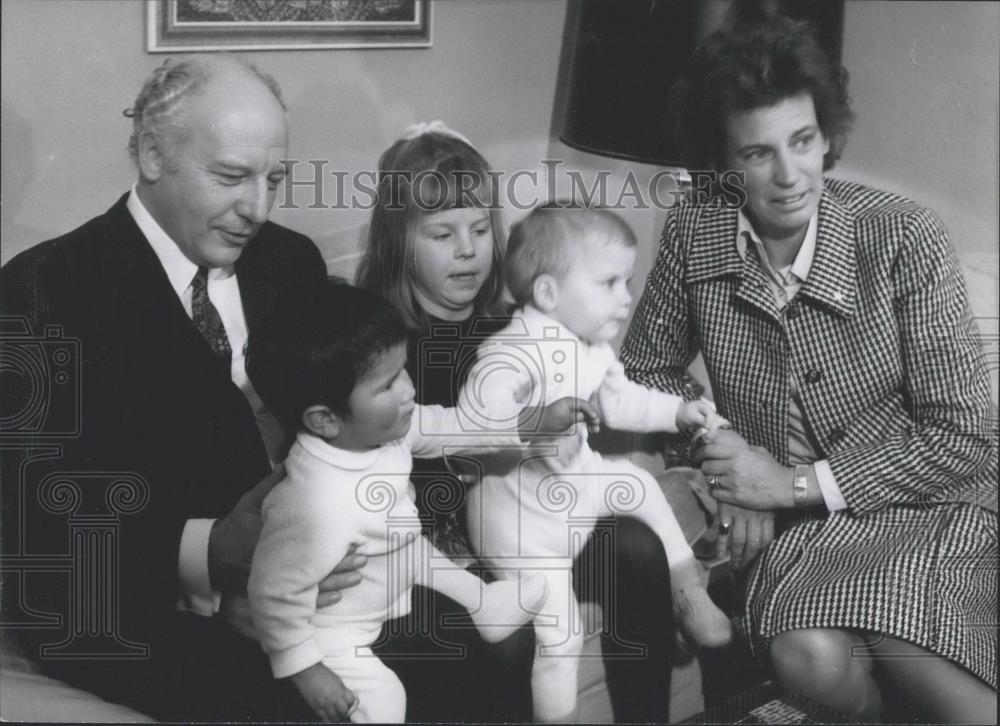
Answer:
(123, 54, 286, 166)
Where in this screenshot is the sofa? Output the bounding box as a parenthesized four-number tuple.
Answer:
(0, 465, 716, 724)
(2, 224, 993, 722)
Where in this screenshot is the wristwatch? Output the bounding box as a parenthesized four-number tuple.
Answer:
(792, 464, 809, 507)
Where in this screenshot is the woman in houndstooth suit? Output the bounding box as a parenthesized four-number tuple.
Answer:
(621, 18, 997, 724)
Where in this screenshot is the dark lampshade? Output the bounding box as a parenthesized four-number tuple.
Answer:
(559, 0, 845, 167)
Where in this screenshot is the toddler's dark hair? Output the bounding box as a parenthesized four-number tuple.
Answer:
(246, 277, 408, 432)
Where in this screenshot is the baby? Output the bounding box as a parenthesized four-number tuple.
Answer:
(459, 204, 732, 722)
(245, 278, 561, 723)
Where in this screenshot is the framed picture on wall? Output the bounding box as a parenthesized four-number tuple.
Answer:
(146, 0, 432, 52)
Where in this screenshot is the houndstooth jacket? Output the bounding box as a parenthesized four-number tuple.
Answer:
(621, 177, 997, 515)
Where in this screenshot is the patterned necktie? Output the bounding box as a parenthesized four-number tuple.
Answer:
(191, 266, 232, 374)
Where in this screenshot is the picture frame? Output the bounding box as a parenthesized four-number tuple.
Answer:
(146, 0, 432, 52)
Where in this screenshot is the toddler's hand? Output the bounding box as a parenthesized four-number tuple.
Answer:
(291, 662, 357, 721)
(520, 396, 600, 440)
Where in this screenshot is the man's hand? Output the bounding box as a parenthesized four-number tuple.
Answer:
(220, 594, 257, 639)
(519, 396, 600, 441)
(715, 501, 775, 570)
(209, 465, 367, 606)
(208, 464, 287, 595)
(317, 544, 367, 609)
(290, 662, 358, 721)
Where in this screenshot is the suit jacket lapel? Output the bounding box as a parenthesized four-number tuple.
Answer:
(103, 195, 236, 377)
(799, 188, 858, 318)
(684, 203, 782, 322)
(682, 183, 859, 321)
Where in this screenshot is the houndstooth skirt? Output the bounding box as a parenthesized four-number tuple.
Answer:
(742, 502, 998, 688)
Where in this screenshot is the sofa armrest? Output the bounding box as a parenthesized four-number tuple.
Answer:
(0, 647, 155, 722)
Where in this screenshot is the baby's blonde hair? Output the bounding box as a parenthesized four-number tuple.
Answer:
(505, 203, 637, 306)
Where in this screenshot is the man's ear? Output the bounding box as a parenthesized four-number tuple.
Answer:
(532, 273, 559, 313)
(136, 131, 168, 182)
(302, 405, 341, 440)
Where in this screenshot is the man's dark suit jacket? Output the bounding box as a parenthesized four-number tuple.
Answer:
(0, 193, 326, 719)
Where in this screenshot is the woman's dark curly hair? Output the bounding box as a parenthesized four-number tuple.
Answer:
(669, 16, 854, 172)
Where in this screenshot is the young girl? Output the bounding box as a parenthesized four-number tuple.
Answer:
(356, 124, 679, 722)
(356, 123, 533, 722)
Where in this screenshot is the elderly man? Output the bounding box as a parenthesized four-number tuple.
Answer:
(0, 55, 335, 720)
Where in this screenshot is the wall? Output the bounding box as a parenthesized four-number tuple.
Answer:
(838, 0, 999, 356)
(838, 1, 998, 262)
(1, 0, 568, 268)
(3, 1, 997, 314)
(542, 0, 999, 352)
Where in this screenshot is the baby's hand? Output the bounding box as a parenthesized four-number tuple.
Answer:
(686, 406, 737, 464)
(290, 662, 357, 721)
(676, 399, 718, 433)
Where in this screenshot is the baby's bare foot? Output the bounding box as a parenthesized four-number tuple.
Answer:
(675, 585, 732, 647)
(672, 559, 731, 647)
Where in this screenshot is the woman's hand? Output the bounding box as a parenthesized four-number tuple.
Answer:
(715, 501, 775, 570)
(693, 426, 779, 566)
(689, 425, 746, 465)
(700, 439, 795, 510)
(209, 464, 288, 595)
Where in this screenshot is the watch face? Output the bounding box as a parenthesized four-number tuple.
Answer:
(793, 466, 809, 506)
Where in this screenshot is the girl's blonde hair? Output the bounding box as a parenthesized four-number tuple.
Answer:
(356, 131, 508, 330)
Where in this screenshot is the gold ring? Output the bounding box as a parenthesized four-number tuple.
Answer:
(718, 521, 732, 536)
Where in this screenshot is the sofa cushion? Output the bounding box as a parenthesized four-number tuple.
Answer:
(0, 651, 154, 723)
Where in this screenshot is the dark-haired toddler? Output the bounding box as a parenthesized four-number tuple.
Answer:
(245, 279, 563, 723)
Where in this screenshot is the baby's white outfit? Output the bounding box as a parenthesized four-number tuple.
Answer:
(249, 406, 522, 723)
(460, 305, 698, 722)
